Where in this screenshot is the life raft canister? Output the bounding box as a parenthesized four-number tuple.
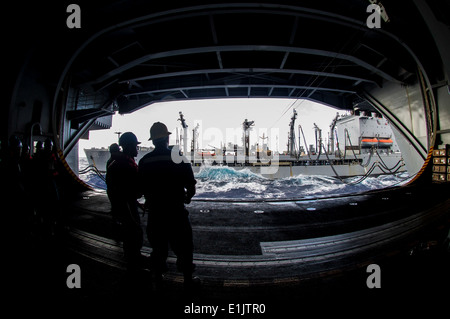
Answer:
(377, 138, 393, 148)
(361, 138, 378, 148)
(361, 138, 393, 148)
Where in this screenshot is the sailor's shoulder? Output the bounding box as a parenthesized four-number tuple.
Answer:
(138, 152, 153, 166)
(139, 151, 172, 165)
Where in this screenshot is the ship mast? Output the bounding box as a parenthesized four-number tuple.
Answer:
(242, 118, 255, 157)
(191, 123, 200, 153)
(114, 131, 122, 143)
(259, 133, 268, 151)
(178, 111, 188, 155)
(288, 109, 297, 157)
(313, 123, 322, 155)
(329, 112, 339, 155)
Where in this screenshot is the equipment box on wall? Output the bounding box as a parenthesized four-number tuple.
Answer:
(432, 145, 449, 183)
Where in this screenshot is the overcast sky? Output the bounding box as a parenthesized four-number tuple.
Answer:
(78, 98, 344, 157)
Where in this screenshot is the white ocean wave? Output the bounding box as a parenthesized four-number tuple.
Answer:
(78, 160, 409, 200)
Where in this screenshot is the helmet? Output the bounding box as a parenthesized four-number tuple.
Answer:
(44, 137, 53, 151)
(9, 135, 23, 149)
(109, 143, 120, 153)
(119, 132, 141, 146)
(148, 122, 171, 141)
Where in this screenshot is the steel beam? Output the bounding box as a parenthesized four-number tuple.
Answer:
(63, 118, 96, 157)
(119, 68, 377, 85)
(93, 45, 401, 85)
(124, 84, 356, 97)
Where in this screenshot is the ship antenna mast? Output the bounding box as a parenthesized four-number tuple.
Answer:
(259, 133, 268, 152)
(192, 123, 200, 153)
(289, 109, 297, 157)
(243, 118, 255, 157)
(329, 112, 339, 155)
(114, 131, 122, 143)
(313, 123, 322, 156)
(178, 111, 188, 155)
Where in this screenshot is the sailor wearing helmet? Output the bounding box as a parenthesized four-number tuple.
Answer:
(138, 122, 199, 288)
(105, 132, 144, 271)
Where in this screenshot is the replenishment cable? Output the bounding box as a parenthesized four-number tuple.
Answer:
(320, 142, 406, 185)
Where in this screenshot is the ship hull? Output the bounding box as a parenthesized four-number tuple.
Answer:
(84, 148, 405, 179)
(191, 153, 405, 179)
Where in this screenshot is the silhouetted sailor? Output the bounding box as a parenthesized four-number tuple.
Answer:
(4, 136, 29, 217)
(32, 138, 61, 237)
(106, 143, 122, 224)
(138, 122, 198, 288)
(3, 136, 34, 246)
(34, 141, 43, 160)
(106, 143, 121, 170)
(6, 135, 23, 183)
(106, 132, 144, 270)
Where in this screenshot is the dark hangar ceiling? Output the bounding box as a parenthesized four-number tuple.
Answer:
(59, 1, 442, 116)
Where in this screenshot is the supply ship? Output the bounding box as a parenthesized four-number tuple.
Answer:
(84, 109, 406, 180)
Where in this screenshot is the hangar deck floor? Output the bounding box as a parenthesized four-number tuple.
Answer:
(10, 183, 450, 315)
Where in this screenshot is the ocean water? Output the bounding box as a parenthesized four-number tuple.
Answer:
(78, 157, 410, 200)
